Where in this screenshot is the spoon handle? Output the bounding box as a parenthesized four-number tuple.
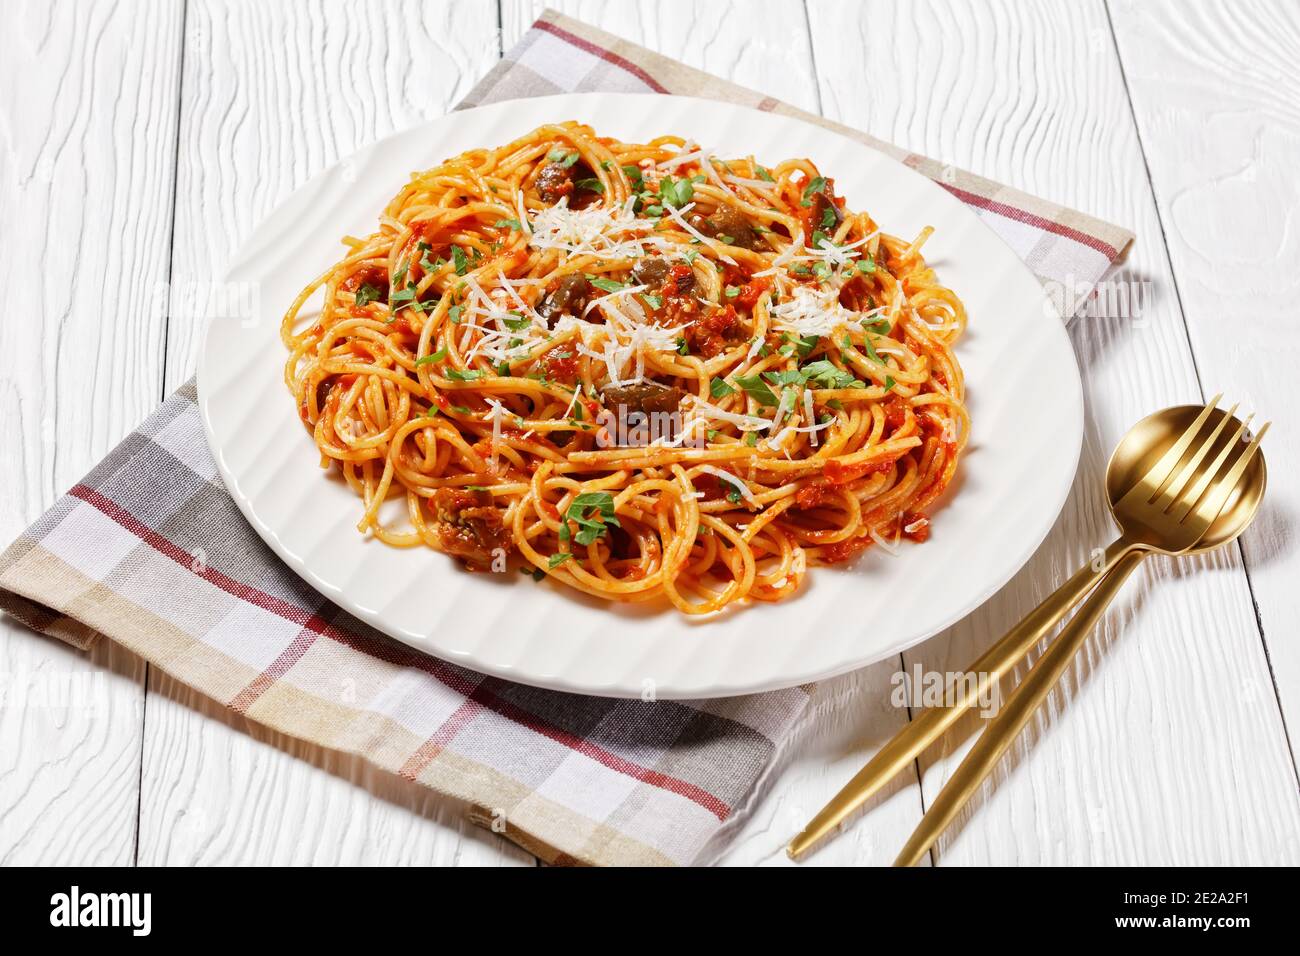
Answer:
(788, 538, 1138, 860)
(893, 548, 1147, 866)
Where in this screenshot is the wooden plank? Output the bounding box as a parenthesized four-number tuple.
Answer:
(805, 0, 1300, 865)
(1108, 0, 1300, 772)
(139, 0, 531, 866)
(500, 0, 823, 113)
(500, 0, 929, 867)
(0, 0, 184, 866)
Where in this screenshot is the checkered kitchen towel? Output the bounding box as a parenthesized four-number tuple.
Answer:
(0, 11, 1133, 866)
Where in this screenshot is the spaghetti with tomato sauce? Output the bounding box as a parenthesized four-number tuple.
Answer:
(282, 122, 968, 615)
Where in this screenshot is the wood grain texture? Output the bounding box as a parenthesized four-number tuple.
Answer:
(501, 0, 823, 113)
(0, 0, 184, 865)
(1109, 0, 1300, 771)
(806, 0, 1300, 865)
(138, 0, 531, 866)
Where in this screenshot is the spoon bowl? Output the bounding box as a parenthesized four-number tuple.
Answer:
(1106, 403, 1267, 552)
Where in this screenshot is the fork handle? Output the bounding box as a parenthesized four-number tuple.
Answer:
(788, 538, 1140, 860)
(892, 548, 1147, 866)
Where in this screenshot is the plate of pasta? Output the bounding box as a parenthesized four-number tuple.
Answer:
(197, 93, 1082, 698)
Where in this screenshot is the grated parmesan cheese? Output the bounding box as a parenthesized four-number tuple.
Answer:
(768, 283, 857, 337)
(484, 398, 505, 470)
(687, 396, 771, 432)
(803, 389, 819, 447)
(869, 527, 901, 556)
(696, 465, 758, 505)
(527, 197, 662, 261)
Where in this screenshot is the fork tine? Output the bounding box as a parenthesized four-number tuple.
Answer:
(1118, 394, 1221, 509)
(1156, 403, 1240, 512)
(1183, 421, 1270, 529)
(1169, 413, 1251, 523)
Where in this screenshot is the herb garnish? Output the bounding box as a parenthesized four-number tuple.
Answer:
(733, 373, 780, 406)
(560, 492, 620, 547)
(710, 378, 736, 399)
(800, 176, 827, 207)
(414, 346, 449, 367)
(589, 277, 628, 293)
(451, 246, 470, 276)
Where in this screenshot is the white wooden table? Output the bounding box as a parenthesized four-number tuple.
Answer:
(3, 0, 1298, 867)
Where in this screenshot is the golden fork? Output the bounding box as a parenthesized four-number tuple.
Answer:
(788, 397, 1269, 862)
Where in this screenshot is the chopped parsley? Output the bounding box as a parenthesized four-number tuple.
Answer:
(764, 369, 805, 387)
(413, 346, 449, 367)
(658, 175, 695, 208)
(733, 373, 780, 406)
(354, 283, 382, 307)
(861, 335, 882, 364)
(451, 245, 470, 276)
(800, 176, 827, 207)
(560, 492, 620, 547)
(590, 276, 628, 293)
(800, 359, 862, 390)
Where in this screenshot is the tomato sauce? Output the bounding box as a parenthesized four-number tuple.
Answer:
(821, 534, 871, 564)
(794, 482, 831, 510)
(883, 396, 909, 431)
(340, 265, 388, 300)
(693, 473, 729, 502)
(540, 348, 578, 383)
(686, 303, 741, 358)
(901, 513, 931, 543)
(824, 450, 905, 486)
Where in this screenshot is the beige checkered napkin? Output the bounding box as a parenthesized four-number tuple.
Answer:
(0, 11, 1132, 867)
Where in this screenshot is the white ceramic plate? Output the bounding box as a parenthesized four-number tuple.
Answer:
(198, 93, 1082, 699)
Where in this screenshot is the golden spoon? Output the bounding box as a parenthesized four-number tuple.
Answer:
(789, 398, 1267, 861)
(891, 402, 1268, 866)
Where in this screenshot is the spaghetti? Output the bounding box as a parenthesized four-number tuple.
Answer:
(282, 122, 968, 615)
